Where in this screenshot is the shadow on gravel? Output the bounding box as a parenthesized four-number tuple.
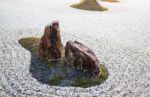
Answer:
(18, 37, 109, 88)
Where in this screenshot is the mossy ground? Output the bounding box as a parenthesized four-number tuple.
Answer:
(19, 37, 109, 88)
(41, 59, 52, 69)
(71, 64, 109, 88)
(18, 37, 40, 53)
(49, 75, 65, 85)
(71, 0, 108, 11)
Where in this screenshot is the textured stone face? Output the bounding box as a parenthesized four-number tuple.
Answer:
(65, 41, 100, 76)
(38, 21, 63, 60)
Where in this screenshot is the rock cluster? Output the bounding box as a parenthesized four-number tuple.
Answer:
(39, 21, 100, 76)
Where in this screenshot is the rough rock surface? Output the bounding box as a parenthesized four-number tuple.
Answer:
(65, 41, 100, 76)
(38, 21, 63, 60)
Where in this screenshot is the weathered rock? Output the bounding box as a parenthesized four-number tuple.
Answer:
(65, 41, 100, 76)
(38, 21, 63, 60)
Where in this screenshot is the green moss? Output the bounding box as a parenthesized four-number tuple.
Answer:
(18, 37, 40, 53)
(39, 58, 52, 69)
(71, 64, 109, 88)
(49, 75, 64, 85)
(47, 63, 52, 69)
(71, 77, 102, 88)
(99, 64, 109, 80)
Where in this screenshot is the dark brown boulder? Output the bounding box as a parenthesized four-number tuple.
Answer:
(38, 21, 63, 60)
(65, 41, 100, 76)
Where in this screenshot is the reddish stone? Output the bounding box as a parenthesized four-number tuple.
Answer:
(38, 21, 63, 60)
(65, 41, 100, 76)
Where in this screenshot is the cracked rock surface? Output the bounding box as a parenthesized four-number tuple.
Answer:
(0, 0, 150, 96)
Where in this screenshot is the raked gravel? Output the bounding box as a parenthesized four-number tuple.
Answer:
(0, 0, 150, 96)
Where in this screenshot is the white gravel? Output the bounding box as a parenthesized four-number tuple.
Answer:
(0, 0, 150, 96)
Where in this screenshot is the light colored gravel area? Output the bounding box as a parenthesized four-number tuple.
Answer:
(0, 0, 150, 96)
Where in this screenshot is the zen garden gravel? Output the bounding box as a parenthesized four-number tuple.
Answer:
(0, 0, 150, 97)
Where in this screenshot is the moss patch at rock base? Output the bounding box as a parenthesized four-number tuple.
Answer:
(99, 64, 109, 79)
(19, 37, 40, 53)
(71, 64, 109, 88)
(19, 37, 109, 88)
(49, 75, 65, 85)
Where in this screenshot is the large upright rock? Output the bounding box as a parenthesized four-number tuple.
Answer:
(38, 21, 63, 60)
(65, 41, 100, 76)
